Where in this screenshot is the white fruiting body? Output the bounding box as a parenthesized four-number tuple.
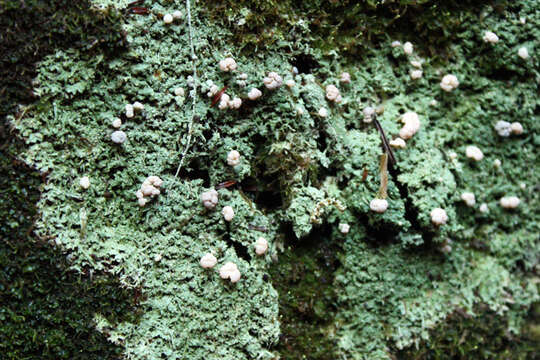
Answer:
(465, 145, 484, 161)
(389, 138, 406, 149)
(399, 111, 421, 140)
(518, 47, 529, 60)
(140, 184, 156, 196)
(174, 87, 185, 97)
(207, 84, 219, 98)
(136, 195, 147, 207)
(325, 85, 341, 102)
(338, 223, 350, 234)
(449, 151, 458, 160)
(163, 13, 173, 24)
(391, 40, 402, 48)
(146, 176, 163, 187)
(441, 244, 452, 254)
(200, 253, 218, 269)
(461, 192, 476, 207)
(79, 176, 90, 189)
(247, 88, 262, 100)
(136, 176, 163, 207)
(500, 196, 520, 209)
(125, 104, 134, 118)
(227, 150, 240, 166)
(229, 97, 242, 109)
(254, 237, 268, 256)
(112, 118, 122, 129)
(132, 101, 144, 112)
(318, 107, 328, 118)
(410, 69, 423, 79)
(219, 57, 237, 72)
(362, 106, 375, 123)
(218, 93, 230, 110)
(340, 72, 351, 84)
(430, 208, 448, 225)
(403, 41, 413, 55)
(222, 206, 234, 222)
(263, 72, 283, 90)
(483, 31, 499, 43)
(219, 262, 241, 283)
(493, 159, 501, 167)
(172, 10, 182, 19)
(410, 60, 422, 68)
(440, 74, 459, 92)
(370, 198, 388, 213)
(479, 203, 489, 213)
(201, 189, 219, 209)
(111, 130, 127, 144)
(228, 270, 241, 283)
(510, 122, 523, 135)
(285, 79, 296, 88)
(494, 120, 512, 137)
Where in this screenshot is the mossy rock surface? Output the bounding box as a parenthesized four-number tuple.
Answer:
(2, 0, 539, 359)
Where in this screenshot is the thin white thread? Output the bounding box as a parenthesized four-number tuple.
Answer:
(175, 0, 197, 178)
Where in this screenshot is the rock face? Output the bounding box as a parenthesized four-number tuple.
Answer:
(9, 0, 539, 359)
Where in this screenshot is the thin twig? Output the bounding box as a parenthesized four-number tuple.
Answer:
(378, 153, 388, 200)
(175, 0, 197, 178)
(373, 114, 396, 166)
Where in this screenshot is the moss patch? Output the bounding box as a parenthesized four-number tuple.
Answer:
(0, 1, 137, 358)
(268, 225, 340, 359)
(397, 304, 540, 359)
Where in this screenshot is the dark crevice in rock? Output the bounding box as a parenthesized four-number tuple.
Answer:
(175, 161, 211, 188)
(291, 54, 320, 74)
(224, 223, 251, 262)
(363, 218, 401, 246)
(388, 166, 436, 246)
(239, 176, 284, 211)
(484, 68, 523, 83)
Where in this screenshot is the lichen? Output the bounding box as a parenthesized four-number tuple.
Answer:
(9, 0, 540, 359)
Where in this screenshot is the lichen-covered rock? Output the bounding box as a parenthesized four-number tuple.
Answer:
(10, 0, 539, 359)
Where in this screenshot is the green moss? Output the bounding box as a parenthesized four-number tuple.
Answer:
(0, 131, 140, 360)
(268, 226, 340, 359)
(0, 1, 140, 358)
(202, 0, 435, 53)
(0, 0, 126, 120)
(397, 304, 540, 359)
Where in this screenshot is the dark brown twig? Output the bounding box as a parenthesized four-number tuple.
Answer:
(372, 114, 396, 166)
(211, 85, 228, 107)
(215, 180, 237, 189)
